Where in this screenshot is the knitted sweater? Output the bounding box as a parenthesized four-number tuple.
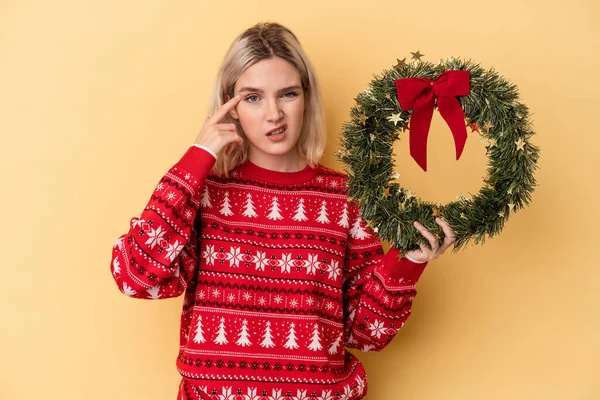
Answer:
(110, 146, 428, 400)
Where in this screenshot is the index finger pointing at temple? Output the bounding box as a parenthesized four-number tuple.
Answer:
(208, 95, 241, 124)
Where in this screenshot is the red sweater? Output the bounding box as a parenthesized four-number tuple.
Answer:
(110, 146, 427, 400)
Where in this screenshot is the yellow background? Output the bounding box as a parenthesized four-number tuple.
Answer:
(2, 0, 599, 399)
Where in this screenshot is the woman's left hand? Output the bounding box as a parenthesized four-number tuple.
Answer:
(405, 217, 456, 263)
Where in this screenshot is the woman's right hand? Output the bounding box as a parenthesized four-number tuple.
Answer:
(194, 95, 244, 156)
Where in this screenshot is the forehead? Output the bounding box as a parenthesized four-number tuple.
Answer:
(235, 57, 301, 90)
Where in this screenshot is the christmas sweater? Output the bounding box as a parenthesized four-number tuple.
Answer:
(110, 145, 428, 400)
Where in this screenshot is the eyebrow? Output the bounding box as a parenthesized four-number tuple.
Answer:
(238, 85, 302, 94)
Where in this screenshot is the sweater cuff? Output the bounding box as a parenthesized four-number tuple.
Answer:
(175, 145, 216, 180)
(374, 246, 428, 291)
(191, 143, 218, 159)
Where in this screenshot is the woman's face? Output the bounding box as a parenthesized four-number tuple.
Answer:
(229, 56, 306, 168)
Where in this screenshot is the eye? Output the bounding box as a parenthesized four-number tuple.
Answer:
(245, 95, 260, 103)
(282, 91, 298, 98)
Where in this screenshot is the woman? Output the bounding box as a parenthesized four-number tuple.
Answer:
(110, 22, 455, 399)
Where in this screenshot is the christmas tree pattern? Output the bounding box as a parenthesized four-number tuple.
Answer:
(214, 317, 228, 345)
(292, 198, 308, 222)
(259, 321, 275, 348)
(146, 285, 161, 299)
(337, 203, 349, 228)
(200, 186, 212, 208)
(283, 322, 299, 350)
(193, 315, 206, 344)
(122, 283, 137, 297)
(236, 319, 252, 347)
(219, 191, 233, 216)
(111, 258, 120, 276)
(307, 323, 323, 351)
(242, 193, 258, 218)
(316, 200, 330, 224)
(328, 332, 342, 355)
(349, 216, 371, 239)
(267, 196, 283, 220)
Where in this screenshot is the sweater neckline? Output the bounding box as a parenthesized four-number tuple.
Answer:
(236, 159, 319, 185)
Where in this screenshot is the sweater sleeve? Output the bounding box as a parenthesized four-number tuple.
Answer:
(110, 146, 216, 300)
(342, 201, 428, 352)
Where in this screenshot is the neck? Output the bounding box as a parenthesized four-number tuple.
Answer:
(247, 150, 307, 172)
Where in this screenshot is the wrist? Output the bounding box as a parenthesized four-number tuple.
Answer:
(404, 253, 427, 264)
(191, 143, 217, 159)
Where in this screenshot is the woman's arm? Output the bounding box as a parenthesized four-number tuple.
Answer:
(342, 202, 428, 352)
(110, 96, 244, 299)
(110, 146, 215, 299)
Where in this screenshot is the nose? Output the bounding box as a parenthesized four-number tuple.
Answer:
(266, 97, 283, 122)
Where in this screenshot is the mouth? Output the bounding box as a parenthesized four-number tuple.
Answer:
(266, 125, 287, 136)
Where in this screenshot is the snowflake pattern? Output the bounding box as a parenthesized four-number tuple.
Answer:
(199, 246, 341, 281)
(165, 240, 184, 262)
(280, 253, 293, 273)
(368, 319, 387, 339)
(184, 375, 366, 400)
(202, 245, 217, 265)
(145, 225, 166, 249)
(326, 260, 341, 280)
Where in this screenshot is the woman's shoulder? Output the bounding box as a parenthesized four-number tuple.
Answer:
(315, 164, 347, 180)
(312, 163, 351, 193)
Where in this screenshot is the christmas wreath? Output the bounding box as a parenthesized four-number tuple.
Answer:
(336, 52, 539, 252)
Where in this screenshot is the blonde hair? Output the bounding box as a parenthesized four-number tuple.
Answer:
(208, 22, 327, 176)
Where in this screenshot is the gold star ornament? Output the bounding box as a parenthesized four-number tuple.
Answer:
(411, 50, 424, 61)
(358, 113, 368, 125)
(387, 113, 402, 126)
(432, 208, 443, 218)
(394, 58, 408, 69)
(515, 138, 526, 151)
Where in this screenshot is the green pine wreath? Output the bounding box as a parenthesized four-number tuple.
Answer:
(335, 53, 539, 253)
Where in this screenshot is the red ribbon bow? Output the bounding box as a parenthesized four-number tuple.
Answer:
(395, 70, 471, 171)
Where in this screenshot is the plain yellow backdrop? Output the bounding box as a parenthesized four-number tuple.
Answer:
(1, 0, 599, 399)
